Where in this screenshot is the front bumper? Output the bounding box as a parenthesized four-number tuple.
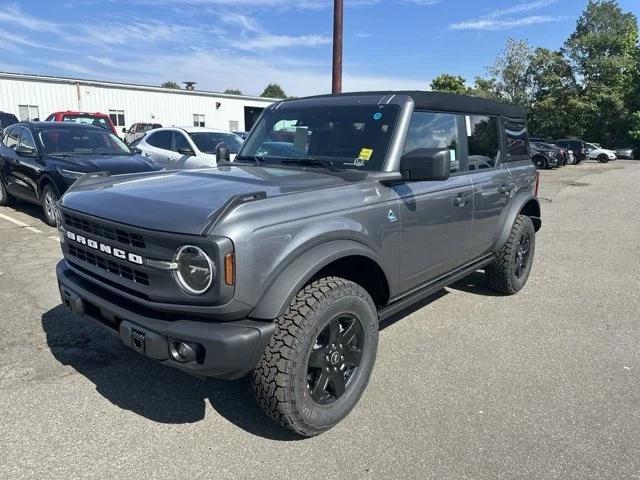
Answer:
(56, 260, 274, 379)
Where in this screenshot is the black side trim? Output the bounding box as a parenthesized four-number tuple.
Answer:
(378, 254, 494, 320)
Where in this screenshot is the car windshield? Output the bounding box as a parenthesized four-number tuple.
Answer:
(38, 129, 131, 155)
(62, 115, 110, 130)
(239, 105, 400, 171)
(189, 132, 243, 154)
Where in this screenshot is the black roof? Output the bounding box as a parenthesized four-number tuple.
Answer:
(286, 91, 527, 119)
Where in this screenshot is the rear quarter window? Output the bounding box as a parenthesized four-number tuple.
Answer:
(504, 120, 529, 157)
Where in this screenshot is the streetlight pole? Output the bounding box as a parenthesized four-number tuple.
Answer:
(332, 0, 343, 94)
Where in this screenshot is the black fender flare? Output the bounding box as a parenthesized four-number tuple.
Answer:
(37, 174, 61, 201)
(249, 239, 388, 320)
(494, 193, 541, 251)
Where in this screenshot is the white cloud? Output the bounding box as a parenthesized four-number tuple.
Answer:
(237, 34, 332, 50)
(0, 5, 61, 32)
(451, 15, 567, 31)
(450, 0, 567, 31)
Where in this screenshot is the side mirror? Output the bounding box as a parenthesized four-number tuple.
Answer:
(122, 127, 127, 133)
(131, 147, 142, 155)
(215, 142, 230, 163)
(400, 148, 451, 181)
(177, 147, 195, 156)
(16, 145, 37, 157)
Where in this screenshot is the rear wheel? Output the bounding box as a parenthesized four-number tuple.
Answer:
(486, 215, 535, 295)
(0, 175, 15, 206)
(41, 184, 59, 226)
(252, 277, 378, 437)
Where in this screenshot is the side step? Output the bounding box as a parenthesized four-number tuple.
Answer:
(378, 255, 494, 321)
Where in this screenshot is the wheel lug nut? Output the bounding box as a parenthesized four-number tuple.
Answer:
(339, 344, 343, 349)
(326, 367, 330, 372)
(341, 355, 344, 360)
(333, 367, 337, 371)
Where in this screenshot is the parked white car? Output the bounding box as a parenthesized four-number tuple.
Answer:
(134, 127, 243, 169)
(586, 142, 617, 163)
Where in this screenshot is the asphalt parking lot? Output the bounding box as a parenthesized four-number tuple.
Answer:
(1, 159, 639, 480)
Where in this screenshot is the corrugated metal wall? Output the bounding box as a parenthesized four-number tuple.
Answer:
(0, 74, 274, 135)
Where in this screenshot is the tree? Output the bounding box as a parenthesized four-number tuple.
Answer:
(160, 81, 181, 89)
(527, 48, 584, 139)
(468, 77, 499, 100)
(564, 0, 639, 146)
(430, 74, 468, 94)
(488, 38, 534, 107)
(261, 83, 287, 99)
(224, 88, 243, 95)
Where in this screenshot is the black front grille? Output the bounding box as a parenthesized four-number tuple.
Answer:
(67, 243, 149, 286)
(63, 213, 146, 248)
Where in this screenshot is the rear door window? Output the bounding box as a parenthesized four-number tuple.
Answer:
(172, 132, 191, 152)
(146, 130, 172, 150)
(466, 115, 500, 171)
(504, 120, 528, 157)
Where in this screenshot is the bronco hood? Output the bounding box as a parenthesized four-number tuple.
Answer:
(60, 166, 349, 235)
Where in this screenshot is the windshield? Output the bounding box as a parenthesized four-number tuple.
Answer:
(189, 132, 243, 154)
(38, 129, 132, 155)
(61, 115, 110, 131)
(239, 105, 400, 171)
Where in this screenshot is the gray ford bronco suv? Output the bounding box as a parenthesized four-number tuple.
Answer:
(55, 91, 541, 436)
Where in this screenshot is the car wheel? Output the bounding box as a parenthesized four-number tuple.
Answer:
(532, 156, 547, 170)
(0, 175, 16, 206)
(597, 154, 609, 164)
(485, 215, 536, 295)
(252, 276, 379, 437)
(41, 184, 59, 226)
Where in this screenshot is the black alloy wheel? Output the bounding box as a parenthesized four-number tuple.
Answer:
(307, 314, 364, 405)
(533, 156, 546, 169)
(513, 232, 531, 279)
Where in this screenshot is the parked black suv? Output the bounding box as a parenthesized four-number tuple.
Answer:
(554, 139, 587, 163)
(0, 122, 162, 226)
(530, 141, 561, 169)
(55, 92, 541, 436)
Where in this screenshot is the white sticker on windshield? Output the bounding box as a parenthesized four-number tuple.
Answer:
(450, 149, 456, 162)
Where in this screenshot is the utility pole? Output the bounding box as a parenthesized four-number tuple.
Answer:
(332, 0, 343, 94)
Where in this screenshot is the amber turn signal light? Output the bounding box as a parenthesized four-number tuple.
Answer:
(224, 252, 235, 286)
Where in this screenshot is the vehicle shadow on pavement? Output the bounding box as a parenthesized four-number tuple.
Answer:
(448, 271, 506, 297)
(4, 200, 48, 225)
(41, 305, 302, 441)
(379, 289, 448, 330)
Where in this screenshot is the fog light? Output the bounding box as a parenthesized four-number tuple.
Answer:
(169, 340, 200, 363)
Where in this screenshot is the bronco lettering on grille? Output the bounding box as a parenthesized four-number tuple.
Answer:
(65, 230, 144, 265)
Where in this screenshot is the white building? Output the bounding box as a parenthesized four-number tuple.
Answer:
(0, 72, 278, 135)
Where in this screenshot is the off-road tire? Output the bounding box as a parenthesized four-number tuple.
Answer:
(41, 184, 59, 226)
(252, 276, 379, 437)
(485, 215, 536, 295)
(0, 175, 15, 206)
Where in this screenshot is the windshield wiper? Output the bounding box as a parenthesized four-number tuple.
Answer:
(280, 157, 339, 172)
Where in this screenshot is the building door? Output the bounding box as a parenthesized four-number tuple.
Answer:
(244, 107, 264, 131)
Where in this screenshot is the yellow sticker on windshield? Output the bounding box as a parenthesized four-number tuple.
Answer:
(358, 148, 373, 161)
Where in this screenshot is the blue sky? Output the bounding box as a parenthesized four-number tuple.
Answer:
(0, 0, 638, 97)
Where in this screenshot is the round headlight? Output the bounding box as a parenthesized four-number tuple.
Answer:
(173, 245, 215, 295)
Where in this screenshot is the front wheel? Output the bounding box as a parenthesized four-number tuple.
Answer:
(532, 156, 547, 170)
(485, 215, 536, 295)
(252, 277, 379, 437)
(41, 184, 59, 226)
(597, 154, 609, 164)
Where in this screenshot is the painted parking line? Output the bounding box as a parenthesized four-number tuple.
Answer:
(0, 212, 43, 234)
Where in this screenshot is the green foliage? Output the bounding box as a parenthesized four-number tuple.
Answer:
(430, 74, 469, 94)
(224, 88, 243, 95)
(160, 81, 180, 89)
(488, 38, 534, 107)
(261, 83, 287, 99)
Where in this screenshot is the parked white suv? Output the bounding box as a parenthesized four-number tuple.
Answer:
(135, 127, 243, 169)
(586, 143, 617, 163)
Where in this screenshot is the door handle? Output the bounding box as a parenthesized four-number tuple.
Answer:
(498, 184, 515, 194)
(453, 192, 470, 207)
